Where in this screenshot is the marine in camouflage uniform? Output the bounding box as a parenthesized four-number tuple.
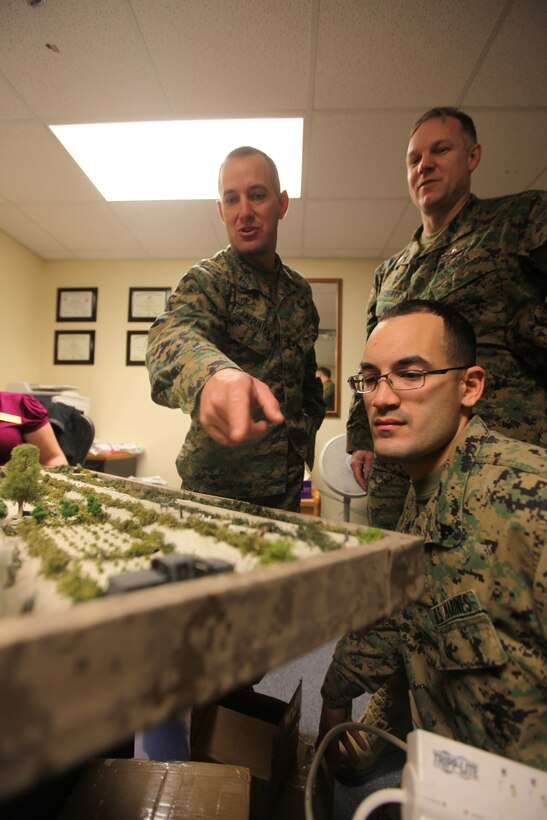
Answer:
(147, 246, 325, 509)
(322, 415, 547, 769)
(347, 189, 547, 530)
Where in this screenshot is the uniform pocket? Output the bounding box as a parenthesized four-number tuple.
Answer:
(228, 307, 274, 355)
(432, 591, 508, 671)
(433, 245, 497, 299)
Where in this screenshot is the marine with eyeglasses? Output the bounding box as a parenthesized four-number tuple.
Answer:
(318, 300, 547, 773)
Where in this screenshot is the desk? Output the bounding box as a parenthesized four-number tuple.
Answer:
(299, 487, 321, 517)
(84, 451, 142, 477)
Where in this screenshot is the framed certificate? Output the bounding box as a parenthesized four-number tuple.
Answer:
(126, 331, 148, 366)
(54, 331, 95, 365)
(128, 287, 171, 322)
(56, 288, 98, 322)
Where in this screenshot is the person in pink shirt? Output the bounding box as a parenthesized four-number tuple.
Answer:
(0, 392, 67, 466)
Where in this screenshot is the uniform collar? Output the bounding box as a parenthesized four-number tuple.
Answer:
(396, 194, 480, 265)
(409, 415, 489, 549)
(225, 245, 298, 296)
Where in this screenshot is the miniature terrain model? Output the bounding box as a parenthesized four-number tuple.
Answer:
(2, 452, 386, 616)
(0, 447, 424, 801)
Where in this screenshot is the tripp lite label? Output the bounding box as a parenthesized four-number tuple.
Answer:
(433, 749, 479, 780)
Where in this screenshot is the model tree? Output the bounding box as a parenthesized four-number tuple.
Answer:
(86, 495, 103, 517)
(1, 444, 42, 516)
(31, 501, 49, 524)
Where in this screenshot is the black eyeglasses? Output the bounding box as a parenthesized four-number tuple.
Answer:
(347, 365, 473, 394)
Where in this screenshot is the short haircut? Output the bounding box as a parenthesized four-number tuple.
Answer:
(317, 366, 331, 378)
(218, 146, 281, 194)
(378, 299, 477, 365)
(410, 107, 478, 149)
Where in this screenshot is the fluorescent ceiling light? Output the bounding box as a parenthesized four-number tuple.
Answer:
(49, 118, 303, 201)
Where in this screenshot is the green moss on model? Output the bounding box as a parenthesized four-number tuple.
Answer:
(21, 520, 70, 578)
(57, 567, 103, 602)
(259, 539, 295, 565)
(295, 521, 338, 552)
(356, 528, 383, 543)
(180, 514, 291, 559)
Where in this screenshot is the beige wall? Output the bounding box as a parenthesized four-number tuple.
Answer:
(1, 233, 377, 521)
(0, 229, 45, 387)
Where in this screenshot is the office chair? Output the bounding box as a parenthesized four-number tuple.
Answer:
(46, 402, 95, 466)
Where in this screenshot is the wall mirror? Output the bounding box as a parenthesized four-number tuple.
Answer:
(308, 278, 342, 417)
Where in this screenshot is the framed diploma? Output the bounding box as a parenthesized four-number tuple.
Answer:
(56, 288, 98, 322)
(128, 287, 171, 322)
(54, 331, 95, 365)
(126, 331, 148, 366)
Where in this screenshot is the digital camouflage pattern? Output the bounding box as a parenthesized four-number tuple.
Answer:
(146, 246, 325, 500)
(322, 417, 547, 769)
(347, 190, 547, 529)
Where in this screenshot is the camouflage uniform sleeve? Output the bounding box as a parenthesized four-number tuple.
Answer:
(365, 264, 382, 340)
(346, 395, 372, 452)
(320, 619, 404, 708)
(146, 264, 240, 411)
(534, 540, 547, 639)
(505, 191, 547, 370)
(345, 260, 385, 453)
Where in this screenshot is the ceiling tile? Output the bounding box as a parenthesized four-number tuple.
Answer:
(306, 111, 420, 199)
(472, 110, 547, 196)
(131, 0, 312, 116)
(18, 202, 142, 252)
(111, 201, 221, 252)
(463, 0, 547, 107)
(0, 204, 70, 255)
(531, 168, 547, 190)
(302, 246, 386, 259)
(74, 248, 154, 260)
(304, 199, 407, 250)
(0, 73, 30, 119)
(0, 120, 101, 203)
(278, 198, 305, 254)
(314, 0, 503, 109)
(0, 0, 169, 121)
(39, 248, 76, 260)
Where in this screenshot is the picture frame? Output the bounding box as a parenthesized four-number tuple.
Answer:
(56, 287, 98, 322)
(126, 331, 148, 366)
(54, 331, 95, 365)
(128, 287, 171, 322)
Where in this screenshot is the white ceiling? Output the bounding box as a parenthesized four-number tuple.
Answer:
(0, 0, 545, 261)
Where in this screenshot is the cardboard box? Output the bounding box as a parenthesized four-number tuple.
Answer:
(56, 758, 250, 820)
(191, 683, 301, 820)
(273, 734, 333, 820)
